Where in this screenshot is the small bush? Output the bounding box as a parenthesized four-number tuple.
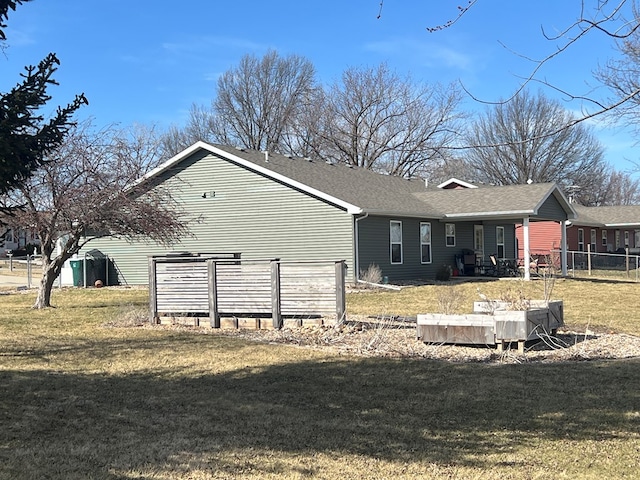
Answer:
(436, 285, 464, 314)
(359, 263, 383, 285)
(435, 264, 452, 282)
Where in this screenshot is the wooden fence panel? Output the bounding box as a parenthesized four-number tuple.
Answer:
(215, 262, 273, 314)
(155, 261, 209, 313)
(280, 263, 337, 316)
(150, 256, 346, 326)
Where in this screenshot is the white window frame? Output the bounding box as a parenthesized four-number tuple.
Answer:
(578, 228, 584, 252)
(625, 231, 630, 247)
(390, 220, 403, 264)
(445, 223, 456, 247)
(420, 222, 432, 264)
(602, 230, 608, 247)
(590, 229, 597, 253)
(496, 226, 505, 259)
(616, 230, 621, 249)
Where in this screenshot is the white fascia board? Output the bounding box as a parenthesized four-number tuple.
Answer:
(128, 141, 209, 189)
(436, 178, 478, 189)
(443, 210, 535, 220)
(134, 142, 363, 214)
(533, 186, 578, 219)
(362, 209, 443, 219)
(604, 222, 640, 227)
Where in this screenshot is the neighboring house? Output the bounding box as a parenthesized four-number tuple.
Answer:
(516, 205, 640, 258)
(0, 227, 41, 257)
(568, 205, 640, 254)
(73, 142, 575, 285)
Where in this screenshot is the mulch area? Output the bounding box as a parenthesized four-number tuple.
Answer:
(133, 315, 640, 364)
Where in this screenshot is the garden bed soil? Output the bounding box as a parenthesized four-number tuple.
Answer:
(122, 315, 640, 364)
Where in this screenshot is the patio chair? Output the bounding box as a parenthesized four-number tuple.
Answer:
(487, 254, 500, 276)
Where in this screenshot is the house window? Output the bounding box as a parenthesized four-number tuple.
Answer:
(445, 223, 456, 247)
(5, 229, 14, 243)
(602, 230, 607, 247)
(578, 228, 584, 252)
(625, 231, 630, 247)
(615, 230, 621, 249)
(590, 229, 597, 253)
(420, 222, 432, 264)
(496, 226, 505, 258)
(390, 221, 403, 264)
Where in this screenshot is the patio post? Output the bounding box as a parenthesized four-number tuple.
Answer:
(523, 217, 530, 280)
(561, 220, 568, 276)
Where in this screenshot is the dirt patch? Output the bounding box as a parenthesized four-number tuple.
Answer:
(128, 315, 640, 364)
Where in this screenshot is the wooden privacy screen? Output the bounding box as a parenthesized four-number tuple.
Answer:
(148, 254, 346, 329)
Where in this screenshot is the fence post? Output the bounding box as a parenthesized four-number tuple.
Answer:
(148, 257, 158, 324)
(626, 247, 630, 278)
(587, 244, 591, 276)
(27, 255, 31, 289)
(208, 260, 220, 328)
(271, 259, 282, 329)
(335, 260, 346, 323)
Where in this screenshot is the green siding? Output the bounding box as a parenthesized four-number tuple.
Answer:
(357, 216, 517, 281)
(537, 194, 568, 221)
(82, 152, 355, 285)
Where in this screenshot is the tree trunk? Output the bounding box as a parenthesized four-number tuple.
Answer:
(33, 264, 58, 309)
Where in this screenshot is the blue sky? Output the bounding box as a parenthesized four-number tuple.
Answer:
(2, 0, 637, 172)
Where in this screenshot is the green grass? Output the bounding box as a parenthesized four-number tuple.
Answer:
(1, 283, 639, 479)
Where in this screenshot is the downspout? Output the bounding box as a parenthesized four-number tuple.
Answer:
(354, 212, 369, 283)
(523, 217, 531, 280)
(561, 220, 569, 276)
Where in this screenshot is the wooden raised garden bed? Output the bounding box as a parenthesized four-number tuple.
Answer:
(416, 300, 564, 353)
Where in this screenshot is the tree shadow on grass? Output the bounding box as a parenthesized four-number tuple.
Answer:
(1, 334, 640, 478)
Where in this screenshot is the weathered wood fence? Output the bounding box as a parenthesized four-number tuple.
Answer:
(148, 254, 346, 328)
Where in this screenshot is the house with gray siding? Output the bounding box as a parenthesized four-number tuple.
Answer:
(73, 142, 576, 285)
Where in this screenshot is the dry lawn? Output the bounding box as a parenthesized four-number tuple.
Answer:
(0, 280, 639, 479)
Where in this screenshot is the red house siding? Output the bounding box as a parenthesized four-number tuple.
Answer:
(517, 222, 639, 256)
(567, 226, 637, 253)
(515, 221, 562, 259)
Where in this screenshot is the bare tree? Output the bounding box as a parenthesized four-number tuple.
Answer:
(464, 90, 607, 196)
(416, 1, 640, 132)
(597, 3, 640, 140)
(579, 169, 640, 205)
(314, 64, 465, 178)
(212, 50, 317, 153)
(161, 51, 317, 156)
(160, 104, 219, 158)
(1, 121, 191, 308)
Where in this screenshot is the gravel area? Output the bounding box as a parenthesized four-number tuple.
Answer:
(139, 315, 640, 364)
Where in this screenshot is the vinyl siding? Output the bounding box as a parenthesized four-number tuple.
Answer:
(516, 221, 561, 258)
(357, 216, 516, 281)
(537, 195, 568, 221)
(567, 226, 637, 253)
(81, 151, 355, 285)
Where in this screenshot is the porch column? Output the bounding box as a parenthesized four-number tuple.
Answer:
(561, 220, 568, 276)
(523, 217, 531, 280)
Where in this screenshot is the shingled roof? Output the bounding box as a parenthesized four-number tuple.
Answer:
(143, 142, 576, 221)
(573, 204, 640, 227)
